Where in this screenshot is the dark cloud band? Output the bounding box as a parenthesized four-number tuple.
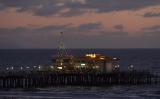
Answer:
(0, 0, 160, 17)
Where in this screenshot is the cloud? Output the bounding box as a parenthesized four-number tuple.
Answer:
(75, 23, 102, 31)
(141, 25, 160, 38)
(0, 0, 66, 16)
(0, 23, 130, 48)
(114, 24, 123, 31)
(35, 24, 70, 33)
(144, 12, 160, 17)
(84, 0, 160, 12)
(0, 23, 103, 36)
(0, 23, 160, 49)
(0, 0, 160, 17)
(143, 25, 160, 31)
(0, 27, 29, 35)
(35, 23, 104, 35)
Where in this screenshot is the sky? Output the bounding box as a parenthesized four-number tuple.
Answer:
(0, 0, 160, 49)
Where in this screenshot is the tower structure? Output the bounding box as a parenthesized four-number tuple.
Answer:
(53, 32, 74, 71)
(57, 32, 68, 58)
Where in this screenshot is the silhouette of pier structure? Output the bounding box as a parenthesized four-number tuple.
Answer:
(0, 71, 159, 88)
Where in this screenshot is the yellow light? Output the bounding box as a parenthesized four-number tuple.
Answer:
(75, 66, 80, 68)
(57, 67, 62, 70)
(85, 54, 96, 58)
(81, 63, 86, 66)
(100, 57, 105, 60)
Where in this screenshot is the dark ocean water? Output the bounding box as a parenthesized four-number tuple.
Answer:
(0, 49, 160, 99)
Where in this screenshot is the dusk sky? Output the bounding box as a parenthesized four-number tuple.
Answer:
(0, 0, 160, 49)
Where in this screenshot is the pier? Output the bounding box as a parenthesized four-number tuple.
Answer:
(0, 71, 159, 88)
(0, 33, 159, 89)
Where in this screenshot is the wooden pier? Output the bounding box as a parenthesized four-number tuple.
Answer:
(0, 71, 159, 88)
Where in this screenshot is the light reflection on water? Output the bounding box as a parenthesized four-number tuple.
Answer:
(0, 85, 160, 99)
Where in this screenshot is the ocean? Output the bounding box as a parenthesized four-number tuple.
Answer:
(0, 49, 160, 99)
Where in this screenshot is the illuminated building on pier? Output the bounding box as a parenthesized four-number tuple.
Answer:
(47, 32, 120, 73)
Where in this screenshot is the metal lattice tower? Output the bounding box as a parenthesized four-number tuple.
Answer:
(57, 32, 68, 58)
